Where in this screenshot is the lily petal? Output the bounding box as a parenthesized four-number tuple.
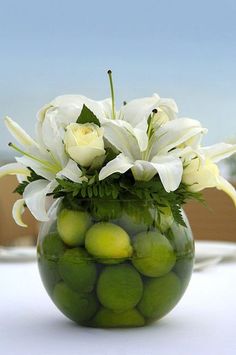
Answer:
(16, 156, 55, 181)
(133, 127, 149, 152)
(217, 176, 236, 207)
(99, 153, 134, 180)
(202, 143, 236, 163)
(0, 163, 30, 178)
(119, 95, 160, 130)
(157, 96, 178, 120)
(118, 93, 178, 130)
(23, 179, 58, 221)
(5, 116, 38, 147)
(151, 154, 183, 192)
(57, 159, 87, 183)
(131, 160, 157, 181)
(102, 120, 140, 160)
(39, 113, 68, 167)
(151, 118, 207, 157)
(12, 199, 27, 227)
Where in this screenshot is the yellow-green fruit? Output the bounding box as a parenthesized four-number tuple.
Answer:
(57, 208, 92, 246)
(96, 264, 143, 312)
(53, 282, 98, 323)
(138, 272, 181, 319)
(90, 307, 145, 328)
(38, 232, 66, 294)
(41, 232, 66, 259)
(58, 248, 97, 293)
(132, 231, 176, 277)
(38, 257, 61, 295)
(85, 222, 133, 261)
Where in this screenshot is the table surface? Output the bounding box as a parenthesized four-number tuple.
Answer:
(0, 261, 236, 355)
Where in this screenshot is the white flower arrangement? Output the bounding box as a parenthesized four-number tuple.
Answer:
(1, 71, 236, 227)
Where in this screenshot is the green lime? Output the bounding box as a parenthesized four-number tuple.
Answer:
(96, 264, 143, 312)
(38, 256, 61, 295)
(132, 231, 176, 277)
(90, 307, 145, 328)
(117, 214, 148, 236)
(58, 248, 97, 293)
(37, 232, 65, 294)
(57, 208, 92, 246)
(53, 282, 98, 323)
(173, 258, 194, 291)
(41, 232, 66, 259)
(138, 272, 181, 319)
(85, 222, 133, 262)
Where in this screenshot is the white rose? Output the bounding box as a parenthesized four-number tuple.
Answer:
(64, 123, 105, 167)
(182, 157, 220, 191)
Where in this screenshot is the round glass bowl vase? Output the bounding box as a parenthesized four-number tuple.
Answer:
(37, 198, 194, 328)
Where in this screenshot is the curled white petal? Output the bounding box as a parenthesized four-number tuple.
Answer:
(202, 143, 236, 163)
(118, 93, 178, 130)
(150, 155, 183, 192)
(99, 154, 134, 180)
(12, 199, 27, 227)
(102, 120, 140, 160)
(0, 163, 30, 178)
(57, 159, 87, 183)
(4, 116, 37, 147)
(119, 95, 159, 130)
(23, 179, 58, 222)
(217, 176, 236, 207)
(153, 118, 207, 155)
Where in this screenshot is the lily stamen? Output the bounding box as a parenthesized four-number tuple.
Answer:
(8, 143, 61, 174)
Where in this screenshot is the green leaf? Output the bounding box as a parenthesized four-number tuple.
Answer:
(76, 104, 100, 126)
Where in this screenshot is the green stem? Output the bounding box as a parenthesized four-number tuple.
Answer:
(107, 70, 116, 119)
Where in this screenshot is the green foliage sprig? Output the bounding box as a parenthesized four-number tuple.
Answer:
(14, 168, 204, 227)
(53, 173, 204, 226)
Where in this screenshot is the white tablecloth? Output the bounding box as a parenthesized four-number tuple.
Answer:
(0, 262, 235, 355)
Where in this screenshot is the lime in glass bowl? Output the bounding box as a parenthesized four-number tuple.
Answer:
(37, 198, 194, 328)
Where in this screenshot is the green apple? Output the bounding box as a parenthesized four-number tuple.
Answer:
(57, 208, 92, 246)
(132, 231, 176, 277)
(96, 264, 143, 312)
(85, 222, 133, 262)
(90, 307, 145, 328)
(58, 248, 97, 293)
(138, 272, 181, 319)
(53, 282, 98, 323)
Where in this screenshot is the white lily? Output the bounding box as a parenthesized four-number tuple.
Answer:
(99, 116, 206, 192)
(182, 142, 236, 206)
(112, 93, 178, 151)
(0, 116, 86, 226)
(37, 95, 112, 164)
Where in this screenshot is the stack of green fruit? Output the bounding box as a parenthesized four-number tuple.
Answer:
(37, 203, 194, 328)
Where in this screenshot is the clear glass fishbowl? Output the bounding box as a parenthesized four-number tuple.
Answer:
(37, 197, 194, 328)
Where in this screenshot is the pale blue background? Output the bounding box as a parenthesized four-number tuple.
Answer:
(0, 0, 236, 160)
